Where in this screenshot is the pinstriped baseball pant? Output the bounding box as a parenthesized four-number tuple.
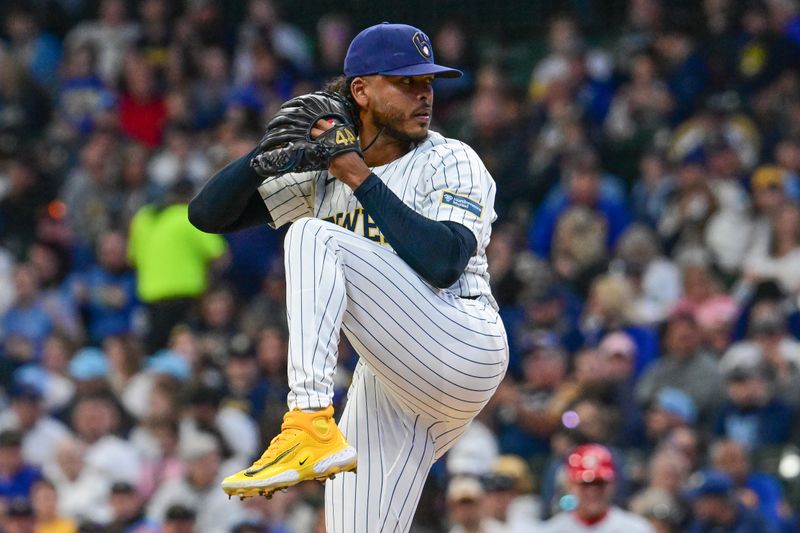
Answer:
(283, 217, 508, 532)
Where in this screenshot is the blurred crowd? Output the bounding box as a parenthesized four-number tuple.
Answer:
(4, 0, 800, 532)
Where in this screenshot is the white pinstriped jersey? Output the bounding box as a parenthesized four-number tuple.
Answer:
(257, 130, 498, 310)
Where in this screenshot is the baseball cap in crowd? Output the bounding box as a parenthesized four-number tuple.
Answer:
(0, 429, 24, 448)
(9, 380, 44, 403)
(695, 296, 739, 330)
(725, 362, 766, 383)
(147, 350, 190, 381)
(345, 23, 462, 79)
(110, 481, 136, 495)
(232, 519, 269, 533)
(179, 431, 220, 461)
(654, 387, 697, 425)
(12, 365, 46, 399)
(751, 165, 786, 190)
(6, 497, 34, 518)
(69, 347, 108, 381)
(599, 332, 637, 361)
(684, 470, 734, 501)
(165, 504, 196, 521)
(719, 343, 762, 377)
(484, 455, 534, 493)
(519, 284, 563, 307)
(519, 330, 562, 356)
(565, 444, 616, 484)
(680, 147, 707, 167)
(446, 476, 484, 502)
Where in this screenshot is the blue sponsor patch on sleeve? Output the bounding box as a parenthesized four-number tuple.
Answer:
(441, 190, 483, 218)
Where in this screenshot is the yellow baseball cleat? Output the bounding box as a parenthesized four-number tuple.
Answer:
(221, 406, 357, 499)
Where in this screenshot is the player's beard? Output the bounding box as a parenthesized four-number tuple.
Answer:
(373, 101, 430, 144)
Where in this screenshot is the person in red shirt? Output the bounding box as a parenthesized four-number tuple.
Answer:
(118, 52, 166, 148)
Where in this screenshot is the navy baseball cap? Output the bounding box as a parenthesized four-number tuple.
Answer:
(684, 470, 734, 501)
(344, 23, 462, 79)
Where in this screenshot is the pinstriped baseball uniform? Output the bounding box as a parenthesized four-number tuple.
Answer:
(257, 130, 508, 532)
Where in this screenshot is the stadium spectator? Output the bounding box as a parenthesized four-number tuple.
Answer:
(3, 497, 36, 533)
(127, 179, 227, 353)
(636, 312, 724, 421)
(39, 334, 77, 413)
(1, 264, 54, 370)
(636, 447, 691, 508)
(106, 480, 158, 533)
(68, 231, 138, 344)
(579, 274, 659, 374)
(605, 52, 673, 144)
(180, 384, 257, 467)
(0, 429, 41, 502)
(147, 124, 212, 189)
(64, 0, 139, 85)
(70, 393, 141, 486)
(59, 130, 120, 250)
(540, 443, 654, 532)
(743, 202, 800, 296)
(160, 503, 197, 533)
(146, 432, 244, 533)
(3, 5, 61, 92)
(529, 150, 632, 260)
(720, 301, 800, 407)
(709, 439, 793, 531)
(0, 156, 52, 261)
(30, 478, 77, 533)
(0, 51, 52, 157)
(613, 225, 682, 325)
(652, 22, 708, 122)
(494, 338, 571, 460)
(644, 388, 698, 450)
(713, 363, 793, 451)
(445, 476, 501, 533)
(685, 470, 776, 533)
(631, 151, 676, 227)
(55, 44, 115, 138)
(0, 378, 71, 468)
(44, 437, 110, 523)
(481, 455, 541, 532)
(132, 417, 184, 500)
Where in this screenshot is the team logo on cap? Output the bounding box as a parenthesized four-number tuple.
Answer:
(412, 31, 432, 59)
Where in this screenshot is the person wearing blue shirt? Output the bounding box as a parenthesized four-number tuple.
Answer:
(1, 265, 53, 372)
(529, 150, 631, 259)
(714, 366, 794, 451)
(68, 231, 138, 344)
(3, 6, 63, 91)
(686, 470, 777, 533)
(711, 440, 795, 532)
(0, 430, 42, 502)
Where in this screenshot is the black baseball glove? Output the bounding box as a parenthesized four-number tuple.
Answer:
(251, 91, 362, 177)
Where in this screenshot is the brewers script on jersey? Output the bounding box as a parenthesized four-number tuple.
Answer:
(257, 130, 508, 532)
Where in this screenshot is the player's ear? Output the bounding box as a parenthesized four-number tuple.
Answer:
(350, 77, 369, 109)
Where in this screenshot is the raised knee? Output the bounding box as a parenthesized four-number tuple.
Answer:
(285, 217, 333, 247)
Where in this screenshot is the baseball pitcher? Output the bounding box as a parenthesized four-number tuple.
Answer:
(189, 22, 508, 532)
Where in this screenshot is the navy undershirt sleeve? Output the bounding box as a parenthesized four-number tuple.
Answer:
(354, 173, 477, 289)
(188, 148, 271, 233)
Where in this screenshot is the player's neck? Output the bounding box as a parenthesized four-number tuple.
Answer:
(360, 124, 413, 167)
